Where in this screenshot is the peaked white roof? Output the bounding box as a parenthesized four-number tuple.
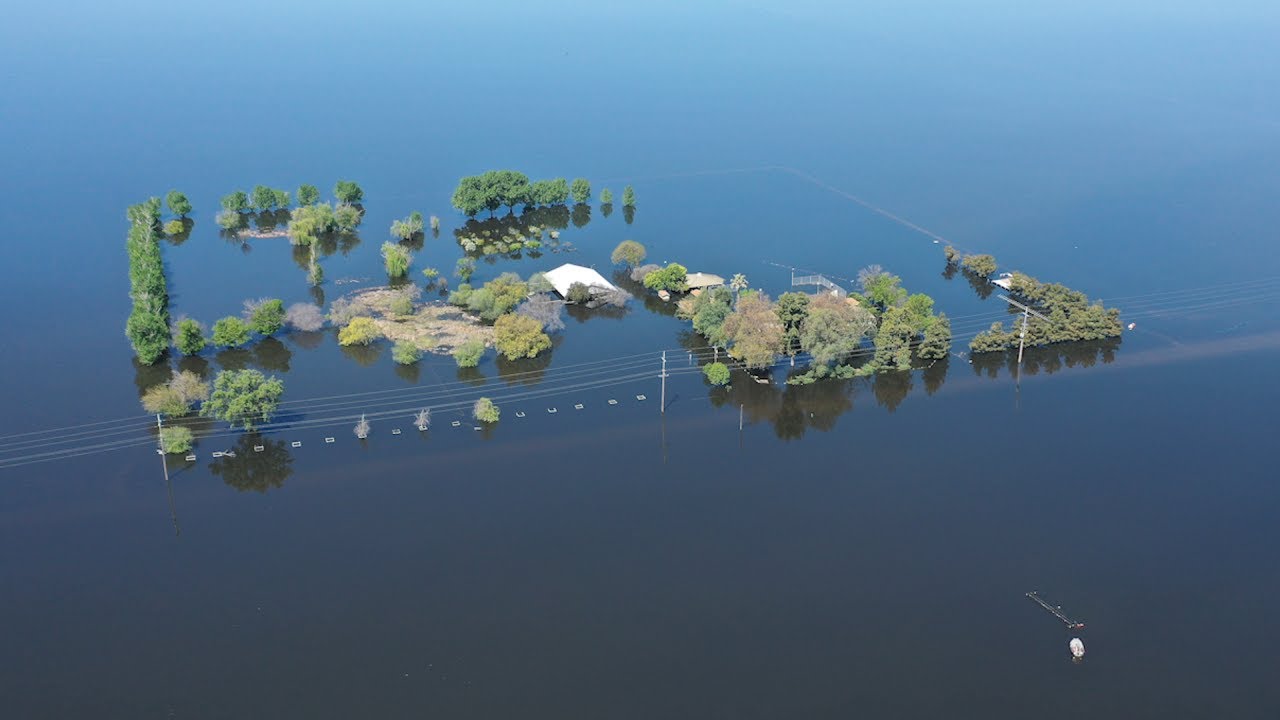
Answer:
(544, 263, 618, 297)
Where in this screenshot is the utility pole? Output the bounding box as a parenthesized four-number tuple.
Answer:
(660, 350, 667, 414)
(997, 294, 1049, 385)
(155, 414, 170, 485)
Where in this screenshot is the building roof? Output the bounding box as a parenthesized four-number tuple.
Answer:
(684, 272, 725, 290)
(543, 263, 619, 297)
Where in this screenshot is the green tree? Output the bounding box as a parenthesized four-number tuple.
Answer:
(691, 287, 733, 347)
(212, 316, 251, 347)
(493, 313, 551, 359)
(126, 309, 169, 364)
(871, 306, 917, 370)
(335, 203, 362, 230)
(392, 341, 422, 365)
(721, 293, 784, 369)
(861, 269, 907, 310)
(529, 178, 570, 206)
(703, 362, 731, 386)
(297, 183, 320, 206)
(943, 245, 960, 264)
(163, 219, 184, 235)
(246, 298, 286, 336)
(273, 188, 290, 209)
(774, 292, 811, 356)
(610, 239, 647, 268)
(165, 190, 192, 217)
(570, 177, 591, 204)
(221, 191, 249, 213)
(338, 317, 381, 346)
(600, 188, 613, 205)
(390, 212, 425, 240)
(473, 397, 500, 423)
(799, 294, 875, 371)
(475, 273, 528, 320)
(961, 254, 997, 278)
(201, 369, 285, 430)
(159, 426, 194, 454)
(621, 185, 636, 207)
(643, 263, 688, 292)
(381, 242, 412, 278)
(451, 175, 487, 216)
(917, 313, 952, 360)
(251, 185, 278, 211)
(453, 340, 485, 367)
(174, 318, 207, 356)
(142, 385, 187, 416)
(334, 180, 364, 204)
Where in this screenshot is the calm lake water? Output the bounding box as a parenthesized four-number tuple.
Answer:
(3, 1, 1280, 717)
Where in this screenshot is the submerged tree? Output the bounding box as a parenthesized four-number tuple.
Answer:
(334, 180, 364, 205)
(201, 369, 284, 430)
(473, 397, 500, 423)
(621, 185, 636, 208)
(285, 302, 325, 332)
(381, 242, 413, 278)
(165, 190, 192, 217)
(173, 318, 207, 356)
(570, 178, 591, 204)
(703, 361, 731, 386)
(610, 239, 646, 268)
(493, 313, 551, 360)
(244, 298, 286, 336)
(296, 183, 320, 206)
(452, 340, 485, 368)
(211, 316, 251, 347)
(722, 293, 785, 369)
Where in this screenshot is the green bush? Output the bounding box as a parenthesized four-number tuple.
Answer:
(338, 317, 381, 346)
(473, 397, 500, 423)
(703, 362, 731, 386)
(453, 340, 485, 368)
(159, 426, 194, 454)
(211, 316, 251, 347)
(392, 341, 422, 365)
(246, 298, 285, 336)
(566, 282, 592, 304)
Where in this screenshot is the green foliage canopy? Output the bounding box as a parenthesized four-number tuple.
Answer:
(212, 316, 251, 347)
(165, 190, 192, 217)
(493, 313, 551, 360)
(201, 369, 284, 431)
(610, 240, 646, 268)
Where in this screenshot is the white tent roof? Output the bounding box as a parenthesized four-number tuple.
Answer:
(544, 263, 618, 297)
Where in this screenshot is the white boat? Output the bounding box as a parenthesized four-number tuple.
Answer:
(1069, 637, 1085, 659)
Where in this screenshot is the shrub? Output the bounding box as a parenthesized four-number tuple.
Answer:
(448, 284, 474, 307)
(173, 318, 206, 356)
(334, 180, 364, 204)
(381, 242, 412, 278)
(643, 263, 688, 292)
(335, 203, 362, 231)
(142, 385, 187, 416)
(455, 257, 476, 281)
(421, 267, 440, 280)
(244, 298, 286, 335)
(631, 263, 660, 283)
(943, 245, 960, 264)
(159, 426, 194, 454)
(473, 397, 500, 423)
(327, 297, 363, 326)
(453, 340, 485, 368)
(338, 317, 381, 346)
(493, 313, 552, 360)
(296, 183, 320, 206)
(566, 282, 592, 304)
(610, 239, 646, 268)
(703, 362, 731, 386)
(211, 316, 251, 347)
(961, 254, 998, 278)
(285, 303, 324, 332)
(163, 219, 184, 236)
(392, 341, 422, 365)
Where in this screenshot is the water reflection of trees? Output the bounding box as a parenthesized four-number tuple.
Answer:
(340, 341, 383, 367)
(613, 271, 679, 318)
(394, 360, 421, 384)
(623, 205, 635, 225)
(709, 369, 856, 441)
(209, 434, 294, 493)
(253, 337, 292, 372)
(164, 218, 194, 246)
(456, 365, 487, 387)
(969, 337, 1121, 379)
(571, 203, 591, 228)
(496, 336, 560, 386)
(289, 329, 325, 351)
(601, 202, 614, 219)
(452, 205, 581, 259)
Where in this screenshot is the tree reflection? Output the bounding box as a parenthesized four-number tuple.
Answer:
(340, 341, 383, 367)
(922, 357, 948, 396)
(253, 337, 292, 372)
(872, 370, 912, 413)
(968, 337, 1122, 379)
(215, 347, 253, 371)
(571, 203, 592, 228)
(601, 202, 614, 219)
(623, 205, 635, 225)
(456, 365, 487, 387)
(209, 434, 294, 493)
(164, 218, 194, 246)
(290, 329, 325, 351)
(496, 337, 559, 386)
(612, 270, 679, 317)
(133, 355, 173, 397)
(177, 355, 211, 379)
(394, 361, 421, 384)
(709, 367, 856, 441)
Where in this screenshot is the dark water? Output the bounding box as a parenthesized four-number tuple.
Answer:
(3, 1, 1280, 717)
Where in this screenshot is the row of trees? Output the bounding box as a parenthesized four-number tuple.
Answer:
(169, 298, 313, 359)
(450, 170, 635, 217)
(146, 367, 285, 452)
(125, 199, 171, 364)
(220, 181, 364, 230)
(970, 271, 1122, 352)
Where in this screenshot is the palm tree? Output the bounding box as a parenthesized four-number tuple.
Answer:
(730, 273, 748, 306)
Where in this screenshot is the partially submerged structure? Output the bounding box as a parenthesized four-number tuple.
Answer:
(685, 272, 725, 291)
(544, 263, 619, 298)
